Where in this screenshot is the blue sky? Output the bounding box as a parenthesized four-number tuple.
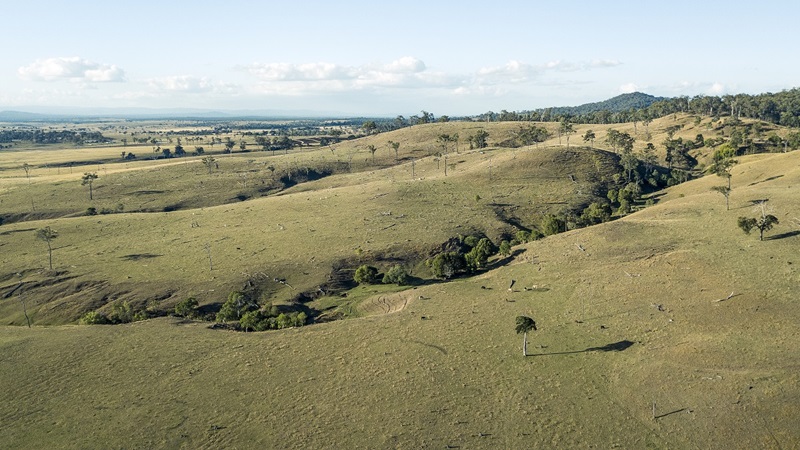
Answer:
(2, 0, 799, 116)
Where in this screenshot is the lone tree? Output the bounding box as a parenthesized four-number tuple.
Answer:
(738, 201, 779, 241)
(202, 156, 216, 174)
(22, 163, 32, 183)
(712, 155, 737, 190)
(582, 130, 596, 147)
(81, 172, 98, 200)
(354, 264, 379, 284)
(559, 119, 575, 147)
(367, 144, 378, 164)
(515, 315, 537, 356)
(711, 185, 732, 210)
(468, 130, 489, 149)
(36, 226, 58, 270)
(388, 140, 401, 159)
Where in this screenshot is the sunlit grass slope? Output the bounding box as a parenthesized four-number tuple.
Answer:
(0, 147, 797, 449)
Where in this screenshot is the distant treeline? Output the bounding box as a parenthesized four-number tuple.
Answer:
(0, 129, 111, 144)
(469, 89, 800, 127)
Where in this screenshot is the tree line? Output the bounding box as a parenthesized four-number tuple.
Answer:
(467, 89, 800, 128)
(0, 129, 110, 144)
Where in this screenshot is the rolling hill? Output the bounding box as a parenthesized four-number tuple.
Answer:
(0, 116, 798, 448)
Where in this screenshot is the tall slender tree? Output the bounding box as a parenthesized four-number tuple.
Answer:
(36, 226, 58, 270)
(81, 172, 98, 200)
(515, 316, 537, 356)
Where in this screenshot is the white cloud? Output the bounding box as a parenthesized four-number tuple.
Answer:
(475, 59, 622, 86)
(619, 83, 639, 93)
(708, 82, 726, 94)
(147, 75, 237, 94)
(246, 57, 458, 95)
(381, 56, 426, 74)
(248, 62, 358, 81)
(18, 57, 125, 82)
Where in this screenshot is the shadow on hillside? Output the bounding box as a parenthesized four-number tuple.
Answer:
(488, 248, 527, 270)
(767, 230, 800, 240)
(527, 340, 634, 357)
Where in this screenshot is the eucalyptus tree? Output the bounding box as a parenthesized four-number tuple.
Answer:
(81, 172, 98, 200)
(711, 186, 732, 210)
(36, 226, 58, 270)
(21, 162, 34, 183)
(388, 140, 401, 159)
(515, 316, 537, 356)
(738, 201, 779, 241)
(367, 144, 378, 164)
(582, 130, 596, 148)
(559, 120, 575, 148)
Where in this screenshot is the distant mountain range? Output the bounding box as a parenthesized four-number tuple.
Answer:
(0, 93, 667, 122)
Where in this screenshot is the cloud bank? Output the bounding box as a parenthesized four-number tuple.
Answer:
(18, 57, 125, 82)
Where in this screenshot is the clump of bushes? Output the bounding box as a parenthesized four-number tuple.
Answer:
(425, 234, 500, 279)
(240, 309, 307, 332)
(80, 310, 109, 325)
(382, 264, 410, 285)
(353, 265, 380, 284)
(174, 297, 199, 319)
(80, 299, 157, 325)
(216, 291, 259, 322)
(214, 290, 309, 332)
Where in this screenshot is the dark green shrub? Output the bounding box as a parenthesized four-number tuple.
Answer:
(382, 264, 410, 285)
(175, 297, 199, 318)
(539, 214, 565, 236)
(498, 240, 512, 256)
(354, 265, 379, 284)
(216, 291, 258, 322)
(80, 310, 109, 325)
(465, 237, 496, 271)
(108, 300, 134, 323)
(426, 252, 466, 279)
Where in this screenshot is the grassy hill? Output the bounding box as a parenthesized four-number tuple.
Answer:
(0, 120, 628, 325)
(1, 117, 798, 448)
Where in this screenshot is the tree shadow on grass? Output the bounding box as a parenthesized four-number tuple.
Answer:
(527, 340, 634, 357)
(766, 230, 800, 240)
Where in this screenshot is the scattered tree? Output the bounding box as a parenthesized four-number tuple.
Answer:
(81, 172, 99, 200)
(367, 144, 378, 164)
(174, 297, 199, 318)
(468, 130, 489, 149)
(738, 201, 779, 241)
(388, 140, 401, 159)
(515, 315, 537, 357)
(202, 156, 216, 174)
(36, 226, 58, 270)
(354, 265, 380, 284)
(559, 119, 575, 147)
(539, 214, 565, 236)
(426, 252, 466, 279)
(464, 237, 496, 271)
(582, 130, 596, 147)
(711, 186, 732, 210)
(361, 121, 377, 134)
(383, 264, 410, 285)
(216, 291, 258, 322)
(711, 154, 737, 190)
(22, 163, 32, 183)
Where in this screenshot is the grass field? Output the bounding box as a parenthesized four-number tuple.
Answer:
(1, 116, 798, 448)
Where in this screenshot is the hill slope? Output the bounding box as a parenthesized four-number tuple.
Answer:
(0, 149, 798, 448)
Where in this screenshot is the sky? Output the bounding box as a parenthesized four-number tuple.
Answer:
(2, 0, 799, 117)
